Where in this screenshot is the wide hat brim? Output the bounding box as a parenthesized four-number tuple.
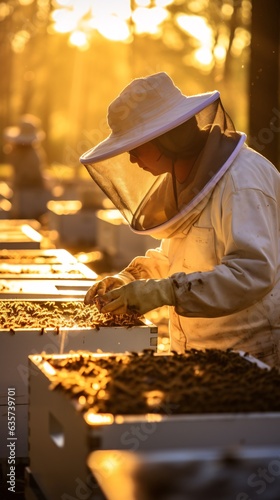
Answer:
(80, 90, 219, 165)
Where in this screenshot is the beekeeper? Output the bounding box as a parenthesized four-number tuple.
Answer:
(80, 72, 280, 368)
(3, 114, 47, 189)
(3, 114, 50, 218)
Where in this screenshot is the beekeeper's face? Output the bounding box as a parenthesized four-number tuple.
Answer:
(129, 142, 172, 176)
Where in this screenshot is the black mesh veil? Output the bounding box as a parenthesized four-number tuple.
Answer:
(84, 99, 243, 238)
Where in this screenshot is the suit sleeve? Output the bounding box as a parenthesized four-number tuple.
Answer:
(171, 184, 279, 317)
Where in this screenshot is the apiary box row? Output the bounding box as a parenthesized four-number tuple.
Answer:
(0, 279, 92, 299)
(0, 315, 157, 405)
(0, 248, 77, 264)
(0, 261, 97, 280)
(0, 302, 157, 460)
(0, 227, 42, 249)
(26, 351, 280, 500)
(0, 248, 97, 285)
(0, 219, 43, 249)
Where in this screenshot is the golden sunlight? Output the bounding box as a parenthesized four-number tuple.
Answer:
(84, 410, 114, 426)
(11, 30, 31, 53)
(132, 6, 169, 34)
(214, 44, 227, 63)
(156, 0, 174, 6)
(230, 27, 251, 57)
(41, 361, 57, 376)
(19, 0, 35, 5)
(54, 0, 72, 5)
(51, 0, 173, 46)
(49, 0, 244, 75)
(176, 14, 213, 45)
(51, 8, 77, 33)
(95, 15, 131, 41)
(176, 13, 215, 69)
(135, 0, 150, 6)
(69, 30, 89, 48)
(195, 46, 213, 66)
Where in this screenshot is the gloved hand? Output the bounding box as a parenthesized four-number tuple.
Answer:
(100, 278, 176, 315)
(84, 275, 129, 306)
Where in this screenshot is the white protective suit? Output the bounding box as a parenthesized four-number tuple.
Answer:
(80, 73, 280, 368)
(121, 144, 280, 368)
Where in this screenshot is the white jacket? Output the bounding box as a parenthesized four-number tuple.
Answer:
(124, 145, 280, 367)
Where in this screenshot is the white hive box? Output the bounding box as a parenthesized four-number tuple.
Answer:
(0, 303, 157, 460)
(0, 180, 12, 218)
(10, 187, 51, 219)
(47, 200, 98, 247)
(0, 279, 93, 299)
(0, 219, 41, 231)
(0, 249, 96, 295)
(86, 447, 280, 500)
(0, 203, 11, 219)
(0, 220, 42, 249)
(96, 209, 159, 269)
(0, 248, 77, 264)
(0, 261, 97, 280)
(0, 195, 12, 219)
(27, 351, 280, 500)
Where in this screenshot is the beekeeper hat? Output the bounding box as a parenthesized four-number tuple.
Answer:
(3, 114, 45, 145)
(80, 72, 219, 164)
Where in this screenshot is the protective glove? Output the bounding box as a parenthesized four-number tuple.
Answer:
(100, 278, 176, 315)
(84, 273, 132, 306)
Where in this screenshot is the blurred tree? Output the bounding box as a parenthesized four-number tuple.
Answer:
(248, 0, 280, 168)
